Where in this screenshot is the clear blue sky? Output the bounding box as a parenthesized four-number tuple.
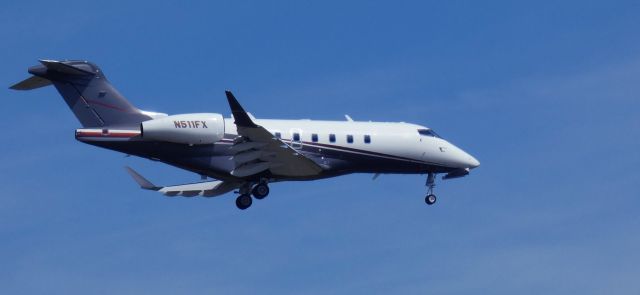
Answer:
(1, 1, 639, 294)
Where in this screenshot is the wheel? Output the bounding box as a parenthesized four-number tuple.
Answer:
(252, 183, 270, 200)
(235, 194, 253, 210)
(425, 194, 437, 205)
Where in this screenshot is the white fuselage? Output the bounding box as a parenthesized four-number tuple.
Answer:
(223, 117, 480, 173)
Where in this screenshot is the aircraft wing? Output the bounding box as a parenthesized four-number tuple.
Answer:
(225, 91, 324, 178)
(125, 166, 241, 197)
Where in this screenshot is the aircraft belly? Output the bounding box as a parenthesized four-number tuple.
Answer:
(81, 138, 453, 181)
(80, 140, 238, 179)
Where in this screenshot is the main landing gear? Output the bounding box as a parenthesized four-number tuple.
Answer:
(235, 181, 270, 210)
(235, 194, 252, 210)
(252, 183, 269, 199)
(425, 172, 437, 205)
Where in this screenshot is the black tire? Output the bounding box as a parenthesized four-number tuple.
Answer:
(425, 194, 437, 205)
(252, 183, 270, 200)
(235, 194, 253, 210)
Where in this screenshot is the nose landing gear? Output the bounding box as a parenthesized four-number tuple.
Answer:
(425, 172, 437, 205)
(425, 194, 436, 205)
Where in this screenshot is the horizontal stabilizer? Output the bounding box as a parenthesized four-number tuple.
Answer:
(39, 59, 94, 75)
(9, 75, 52, 90)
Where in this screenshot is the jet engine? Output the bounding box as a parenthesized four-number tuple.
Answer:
(141, 113, 225, 144)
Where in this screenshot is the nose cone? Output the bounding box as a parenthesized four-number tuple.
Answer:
(466, 154, 480, 169)
(443, 142, 480, 169)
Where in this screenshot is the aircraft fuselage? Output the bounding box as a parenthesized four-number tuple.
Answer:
(79, 118, 479, 182)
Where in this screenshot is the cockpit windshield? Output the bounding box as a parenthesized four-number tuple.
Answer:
(418, 129, 442, 138)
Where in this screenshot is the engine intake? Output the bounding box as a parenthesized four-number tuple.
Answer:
(141, 113, 225, 144)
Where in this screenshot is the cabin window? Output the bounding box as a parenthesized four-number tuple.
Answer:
(364, 135, 371, 144)
(347, 135, 354, 143)
(311, 133, 318, 142)
(329, 134, 336, 143)
(293, 133, 300, 141)
(274, 132, 281, 139)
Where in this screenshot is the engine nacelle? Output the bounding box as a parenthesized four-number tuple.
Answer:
(141, 113, 225, 144)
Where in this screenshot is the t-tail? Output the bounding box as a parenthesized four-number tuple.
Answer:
(10, 59, 157, 128)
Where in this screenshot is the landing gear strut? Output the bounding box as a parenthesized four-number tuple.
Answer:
(425, 172, 437, 205)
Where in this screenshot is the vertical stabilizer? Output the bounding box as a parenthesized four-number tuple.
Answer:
(11, 60, 151, 128)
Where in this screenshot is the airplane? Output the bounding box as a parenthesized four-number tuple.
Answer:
(10, 59, 480, 210)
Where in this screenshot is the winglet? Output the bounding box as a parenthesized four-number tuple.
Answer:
(225, 90, 258, 128)
(124, 166, 160, 190)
